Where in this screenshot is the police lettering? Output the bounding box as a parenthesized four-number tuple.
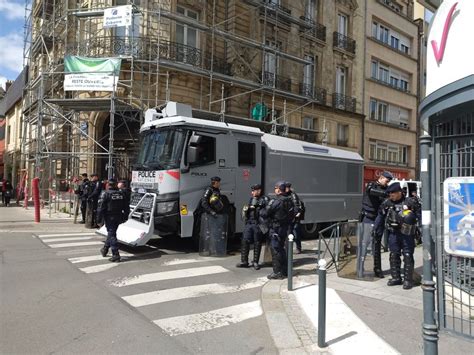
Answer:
(138, 171, 156, 178)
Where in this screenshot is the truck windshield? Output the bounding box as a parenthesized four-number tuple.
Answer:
(136, 129, 186, 170)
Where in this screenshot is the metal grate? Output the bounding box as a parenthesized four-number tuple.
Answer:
(433, 114, 474, 339)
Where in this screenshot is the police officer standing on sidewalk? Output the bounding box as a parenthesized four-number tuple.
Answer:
(75, 173, 90, 224)
(374, 182, 420, 289)
(237, 184, 269, 270)
(261, 181, 293, 280)
(360, 171, 393, 278)
(97, 179, 128, 262)
(285, 182, 304, 254)
(87, 173, 103, 228)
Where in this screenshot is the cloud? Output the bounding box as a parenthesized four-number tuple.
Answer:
(0, 32, 24, 73)
(0, 0, 24, 20)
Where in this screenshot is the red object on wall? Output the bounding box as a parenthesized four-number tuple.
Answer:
(32, 177, 40, 223)
(364, 167, 410, 186)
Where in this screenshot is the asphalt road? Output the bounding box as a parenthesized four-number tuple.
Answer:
(0, 213, 277, 354)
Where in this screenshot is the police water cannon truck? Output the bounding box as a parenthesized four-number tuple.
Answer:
(112, 102, 364, 246)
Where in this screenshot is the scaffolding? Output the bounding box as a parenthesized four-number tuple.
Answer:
(21, 0, 362, 202)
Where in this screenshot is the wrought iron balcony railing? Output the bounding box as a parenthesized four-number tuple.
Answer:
(299, 83, 327, 105)
(260, 0, 291, 15)
(299, 16, 326, 43)
(332, 92, 356, 113)
(333, 32, 356, 54)
(261, 71, 292, 91)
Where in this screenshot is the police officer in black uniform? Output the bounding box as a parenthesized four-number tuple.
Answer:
(97, 179, 129, 262)
(76, 173, 90, 224)
(201, 176, 224, 216)
(285, 182, 304, 254)
(374, 182, 420, 289)
(237, 184, 269, 270)
(261, 181, 293, 280)
(87, 173, 103, 228)
(360, 171, 393, 277)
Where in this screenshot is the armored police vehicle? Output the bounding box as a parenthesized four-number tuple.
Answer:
(118, 102, 364, 246)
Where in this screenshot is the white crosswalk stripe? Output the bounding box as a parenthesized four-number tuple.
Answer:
(68, 253, 133, 264)
(79, 263, 120, 274)
(40, 236, 94, 243)
(153, 301, 263, 336)
(48, 241, 104, 248)
(162, 257, 222, 266)
(122, 277, 267, 307)
(38, 233, 96, 238)
(111, 265, 230, 287)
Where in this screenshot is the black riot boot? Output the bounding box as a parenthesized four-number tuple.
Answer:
(387, 252, 402, 286)
(236, 239, 250, 268)
(403, 253, 415, 290)
(109, 251, 121, 262)
(267, 250, 285, 279)
(373, 237, 384, 278)
(100, 246, 109, 257)
(253, 241, 262, 270)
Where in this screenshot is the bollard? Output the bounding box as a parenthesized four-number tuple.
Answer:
(32, 177, 40, 223)
(318, 259, 327, 348)
(287, 234, 294, 291)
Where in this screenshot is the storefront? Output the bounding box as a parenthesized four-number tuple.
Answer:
(363, 166, 410, 185)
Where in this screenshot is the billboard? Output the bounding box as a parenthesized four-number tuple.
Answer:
(443, 177, 474, 257)
(103, 5, 132, 29)
(64, 56, 121, 92)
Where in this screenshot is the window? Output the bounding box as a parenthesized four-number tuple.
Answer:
(303, 117, 315, 130)
(370, 140, 408, 165)
(369, 141, 376, 160)
(390, 76, 399, 88)
(336, 66, 346, 95)
(305, 0, 317, 21)
(390, 36, 399, 50)
(303, 55, 314, 90)
(337, 123, 349, 147)
(400, 44, 409, 54)
(400, 79, 409, 92)
(378, 65, 389, 83)
(176, 6, 199, 63)
(238, 142, 256, 166)
(388, 145, 399, 163)
(338, 14, 348, 36)
(378, 25, 389, 43)
(371, 61, 378, 79)
(264, 40, 280, 79)
(191, 135, 215, 166)
(377, 102, 388, 122)
(369, 99, 377, 120)
(372, 22, 378, 38)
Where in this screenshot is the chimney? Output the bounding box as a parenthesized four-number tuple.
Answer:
(5, 80, 13, 91)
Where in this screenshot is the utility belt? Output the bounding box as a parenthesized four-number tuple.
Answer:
(359, 210, 376, 222)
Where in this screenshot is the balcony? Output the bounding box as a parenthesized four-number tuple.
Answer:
(333, 32, 356, 54)
(299, 83, 327, 105)
(370, 76, 410, 94)
(258, 0, 292, 27)
(332, 93, 356, 113)
(261, 71, 292, 92)
(203, 56, 232, 76)
(299, 16, 326, 43)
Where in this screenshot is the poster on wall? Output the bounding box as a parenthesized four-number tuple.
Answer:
(64, 56, 121, 92)
(103, 5, 132, 28)
(443, 177, 474, 258)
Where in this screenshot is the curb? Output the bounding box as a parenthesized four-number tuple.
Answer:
(261, 279, 330, 355)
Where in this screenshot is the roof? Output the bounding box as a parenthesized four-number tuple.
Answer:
(141, 115, 264, 136)
(3, 67, 27, 113)
(262, 133, 364, 162)
(0, 98, 5, 118)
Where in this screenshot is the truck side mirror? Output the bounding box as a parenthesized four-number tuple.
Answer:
(187, 146, 198, 165)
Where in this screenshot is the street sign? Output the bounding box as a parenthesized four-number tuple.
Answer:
(443, 177, 474, 257)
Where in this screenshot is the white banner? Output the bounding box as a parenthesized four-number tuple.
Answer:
(103, 5, 132, 29)
(64, 74, 117, 92)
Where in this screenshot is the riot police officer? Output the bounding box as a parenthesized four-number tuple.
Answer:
(87, 173, 103, 228)
(201, 176, 224, 216)
(237, 184, 269, 270)
(261, 181, 293, 280)
(97, 179, 128, 262)
(285, 182, 304, 254)
(76, 173, 90, 224)
(374, 182, 420, 289)
(360, 171, 393, 278)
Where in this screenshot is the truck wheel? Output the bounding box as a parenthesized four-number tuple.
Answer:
(302, 223, 320, 239)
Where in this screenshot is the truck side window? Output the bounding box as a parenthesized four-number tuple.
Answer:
(238, 141, 256, 166)
(192, 135, 216, 166)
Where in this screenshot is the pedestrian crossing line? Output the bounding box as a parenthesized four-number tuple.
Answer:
(122, 277, 268, 308)
(162, 257, 223, 266)
(111, 265, 230, 287)
(40, 236, 94, 243)
(153, 300, 263, 336)
(68, 253, 134, 264)
(37, 233, 96, 238)
(48, 241, 104, 249)
(79, 263, 121, 274)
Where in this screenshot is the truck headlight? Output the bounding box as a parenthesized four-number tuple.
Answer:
(157, 201, 177, 214)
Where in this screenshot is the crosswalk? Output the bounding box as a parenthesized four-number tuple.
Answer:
(34, 231, 267, 337)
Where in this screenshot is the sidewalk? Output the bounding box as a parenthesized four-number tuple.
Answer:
(262, 244, 474, 354)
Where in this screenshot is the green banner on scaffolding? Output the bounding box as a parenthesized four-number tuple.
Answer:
(64, 56, 121, 92)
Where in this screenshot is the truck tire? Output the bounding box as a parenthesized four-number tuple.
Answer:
(302, 223, 320, 239)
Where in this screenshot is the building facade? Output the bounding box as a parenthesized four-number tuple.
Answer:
(23, 0, 367, 195)
(363, 0, 420, 184)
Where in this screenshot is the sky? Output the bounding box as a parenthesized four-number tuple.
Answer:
(0, 0, 25, 90)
